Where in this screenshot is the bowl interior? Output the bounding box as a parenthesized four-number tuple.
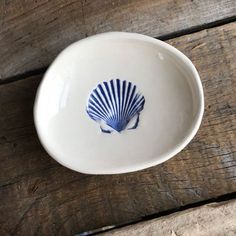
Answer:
(34, 33, 203, 174)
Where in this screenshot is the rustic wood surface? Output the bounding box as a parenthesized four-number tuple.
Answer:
(100, 199, 236, 236)
(0, 22, 235, 235)
(0, 0, 235, 80)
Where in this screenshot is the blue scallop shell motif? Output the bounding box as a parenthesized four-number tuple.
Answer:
(86, 79, 145, 133)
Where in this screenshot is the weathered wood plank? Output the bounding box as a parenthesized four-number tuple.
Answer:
(0, 0, 236, 80)
(0, 22, 235, 235)
(83, 0, 236, 37)
(0, 0, 86, 81)
(100, 199, 236, 236)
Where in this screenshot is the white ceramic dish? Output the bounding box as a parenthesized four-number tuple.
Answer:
(34, 32, 204, 174)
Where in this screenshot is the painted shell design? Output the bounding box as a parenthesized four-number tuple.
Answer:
(86, 79, 145, 133)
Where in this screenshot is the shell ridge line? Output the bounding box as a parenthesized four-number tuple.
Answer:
(116, 78, 121, 122)
(87, 99, 107, 120)
(123, 81, 132, 122)
(121, 80, 127, 121)
(103, 82, 116, 120)
(110, 80, 118, 121)
(93, 89, 110, 119)
(98, 84, 115, 122)
(88, 96, 109, 120)
(123, 84, 136, 120)
(127, 95, 145, 118)
(98, 84, 112, 116)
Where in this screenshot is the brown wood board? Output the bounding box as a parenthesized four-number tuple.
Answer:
(0, 0, 236, 80)
(0, 22, 235, 235)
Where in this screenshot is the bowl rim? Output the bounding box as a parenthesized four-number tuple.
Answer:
(34, 31, 204, 174)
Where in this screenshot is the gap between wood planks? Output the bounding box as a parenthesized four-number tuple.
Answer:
(84, 191, 236, 235)
(0, 15, 235, 86)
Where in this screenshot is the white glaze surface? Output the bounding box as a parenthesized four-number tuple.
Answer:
(34, 32, 204, 174)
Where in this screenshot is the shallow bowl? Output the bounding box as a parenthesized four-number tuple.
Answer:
(34, 32, 204, 174)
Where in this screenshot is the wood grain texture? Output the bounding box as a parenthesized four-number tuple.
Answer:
(100, 199, 236, 236)
(83, 0, 236, 37)
(0, 22, 236, 235)
(0, 0, 236, 80)
(0, 0, 86, 80)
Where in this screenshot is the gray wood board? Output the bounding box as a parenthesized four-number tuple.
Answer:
(100, 200, 236, 236)
(0, 0, 235, 80)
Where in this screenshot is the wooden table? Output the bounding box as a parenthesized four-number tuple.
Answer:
(0, 1, 235, 235)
